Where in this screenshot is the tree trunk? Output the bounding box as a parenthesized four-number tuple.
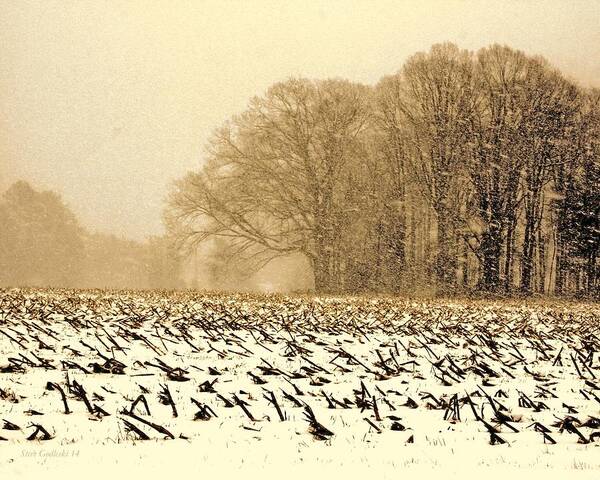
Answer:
(312, 255, 331, 292)
(504, 215, 517, 292)
(435, 212, 457, 291)
(587, 251, 598, 297)
(479, 221, 502, 292)
(521, 193, 540, 294)
(312, 222, 334, 292)
(537, 219, 546, 294)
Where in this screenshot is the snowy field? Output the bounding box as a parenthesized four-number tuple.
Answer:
(1, 289, 599, 479)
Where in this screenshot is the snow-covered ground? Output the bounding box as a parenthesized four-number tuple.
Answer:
(1, 289, 599, 478)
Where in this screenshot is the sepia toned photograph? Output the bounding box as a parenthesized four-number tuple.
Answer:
(1, 1, 599, 478)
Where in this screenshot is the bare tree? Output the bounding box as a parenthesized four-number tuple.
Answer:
(165, 78, 372, 292)
(377, 43, 477, 290)
(554, 89, 600, 296)
(464, 45, 531, 292)
(516, 57, 580, 293)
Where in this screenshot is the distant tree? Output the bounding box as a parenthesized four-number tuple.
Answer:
(0, 181, 84, 287)
(145, 235, 183, 290)
(80, 232, 150, 289)
(0, 182, 185, 290)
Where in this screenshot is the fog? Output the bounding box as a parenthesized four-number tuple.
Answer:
(1, 1, 599, 293)
(2, 0, 600, 239)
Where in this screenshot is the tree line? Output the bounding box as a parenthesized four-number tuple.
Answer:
(166, 43, 599, 297)
(0, 180, 182, 289)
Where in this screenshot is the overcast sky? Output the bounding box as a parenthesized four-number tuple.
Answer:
(1, 0, 599, 240)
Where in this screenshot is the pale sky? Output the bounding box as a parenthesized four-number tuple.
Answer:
(1, 0, 599, 240)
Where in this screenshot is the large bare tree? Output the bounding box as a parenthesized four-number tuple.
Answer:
(165, 78, 372, 291)
(465, 45, 531, 292)
(377, 43, 477, 290)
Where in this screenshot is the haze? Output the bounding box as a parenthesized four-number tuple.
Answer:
(1, 0, 599, 241)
